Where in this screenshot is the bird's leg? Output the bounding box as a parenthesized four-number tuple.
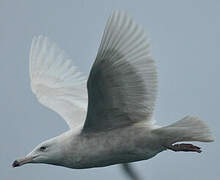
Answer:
(165, 143, 202, 153)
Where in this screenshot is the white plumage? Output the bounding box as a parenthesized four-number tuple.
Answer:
(30, 36, 87, 128)
(13, 11, 214, 180)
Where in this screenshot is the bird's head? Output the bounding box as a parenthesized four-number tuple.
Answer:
(12, 137, 64, 168)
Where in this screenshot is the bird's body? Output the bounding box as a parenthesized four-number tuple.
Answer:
(57, 125, 163, 169)
(13, 11, 214, 180)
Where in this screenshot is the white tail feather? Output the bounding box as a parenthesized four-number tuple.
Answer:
(153, 116, 214, 144)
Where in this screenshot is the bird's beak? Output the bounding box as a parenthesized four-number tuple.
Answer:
(12, 155, 34, 168)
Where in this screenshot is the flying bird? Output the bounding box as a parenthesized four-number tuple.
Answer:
(13, 11, 214, 180)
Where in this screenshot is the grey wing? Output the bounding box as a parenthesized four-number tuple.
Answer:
(121, 164, 142, 180)
(83, 11, 157, 132)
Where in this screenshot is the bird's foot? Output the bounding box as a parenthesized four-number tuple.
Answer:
(166, 143, 202, 153)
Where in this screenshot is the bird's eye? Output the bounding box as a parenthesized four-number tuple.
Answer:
(39, 146, 47, 151)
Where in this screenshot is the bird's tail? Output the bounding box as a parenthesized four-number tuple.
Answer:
(153, 116, 214, 144)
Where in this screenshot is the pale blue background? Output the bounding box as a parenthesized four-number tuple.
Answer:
(1, 0, 219, 179)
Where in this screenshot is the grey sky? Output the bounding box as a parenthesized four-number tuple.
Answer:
(1, 0, 219, 179)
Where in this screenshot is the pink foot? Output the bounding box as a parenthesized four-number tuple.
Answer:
(166, 143, 202, 153)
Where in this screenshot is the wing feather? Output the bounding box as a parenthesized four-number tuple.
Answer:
(83, 11, 157, 132)
(30, 36, 87, 129)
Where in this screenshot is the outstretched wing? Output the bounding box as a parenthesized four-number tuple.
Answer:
(30, 36, 87, 129)
(83, 11, 157, 132)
